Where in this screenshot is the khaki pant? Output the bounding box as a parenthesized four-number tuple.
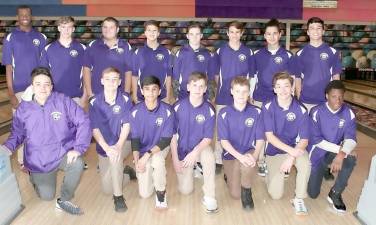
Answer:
(302, 103, 317, 114)
(265, 151, 311, 200)
(176, 146, 216, 198)
(137, 148, 169, 198)
(214, 104, 226, 164)
(98, 141, 131, 196)
(223, 158, 255, 199)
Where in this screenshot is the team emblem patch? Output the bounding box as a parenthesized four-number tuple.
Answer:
(338, 119, 345, 128)
(70, 49, 78, 57)
(156, 53, 164, 61)
(197, 54, 205, 62)
(320, 52, 329, 60)
(238, 54, 246, 62)
(51, 111, 62, 121)
(32, 39, 40, 46)
(286, 112, 296, 121)
(245, 117, 254, 127)
(116, 47, 124, 54)
(156, 117, 164, 126)
(274, 56, 283, 64)
(113, 105, 121, 114)
(195, 114, 206, 124)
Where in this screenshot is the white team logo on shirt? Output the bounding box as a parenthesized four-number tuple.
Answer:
(197, 54, 205, 62)
(113, 105, 121, 114)
(245, 117, 254, 127)
(70, 50, 78, 57)
(116, 48, 124, 54)
(156, 117, 164, 126)
(286, 112, 296, 121)
(274, 56, 283, 64)
(195, 114, 206, 124)
(51, 111, 62, 121)
(33, 39, 40, 46)
(156, 53, 164, 61)
(320, 52, 329, 60)
(238, 54, 246, 62)
(338, 119, 345, 128)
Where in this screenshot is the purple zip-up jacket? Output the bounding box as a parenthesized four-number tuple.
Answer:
(4, 92, 92, 173)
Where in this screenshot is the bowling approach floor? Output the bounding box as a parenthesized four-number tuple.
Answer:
(0, 131, 375, 225)
(0, 77, 375, 225)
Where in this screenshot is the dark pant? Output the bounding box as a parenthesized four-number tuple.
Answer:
(30, 155, 84, 201)
(308, 152, 356, 198)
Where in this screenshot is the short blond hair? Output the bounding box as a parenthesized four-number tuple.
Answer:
(231, 76, 249, 89)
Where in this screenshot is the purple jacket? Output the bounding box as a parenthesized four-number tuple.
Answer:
(4, 92, 92, 173)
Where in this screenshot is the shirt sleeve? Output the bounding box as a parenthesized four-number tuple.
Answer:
(294, 49, 303, 78)
(129, 109, 140, 139)
(39, 47, 49, 68)
(88, 99, 100, 129)
(1, 33, 13, 66)
(3, 108, 26, 152)
(298, 110, 310, 140)
(331, 48, 343, 76)
(172, 49, 182, 81)
(255, 111, 265, 140)
(166, 49, 173, 76)
(344, 108, 357, 141)
(132, 48, 140, 76)
(65, 96, 92, 154)
(207, 52, 219, 80)
(262, 105, 274, 133)
(82, 42, 93, 68)
(203, 106, 215, 139)
(124, 42, 133, 73)
(217, 109, 229, 141)
(161, 107, 175, 138)
(248, 49, 256, 78)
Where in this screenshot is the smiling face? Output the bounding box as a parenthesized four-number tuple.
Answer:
(32, 74, 53, 103)
(187, 78, 207, 99)
(231, 83, 250, 105)
(101, 71, 121, 92)
(102, 20, 119, 41)
(187, 27, 202, 46)
(307, 22, 324, 42)
(145, 24, 160, 42)
(264, 26, 281, 47)
(274, 78, 293, 101)
(141, 84, 161, 102)
(326, 88, 344, 111)
(227, 26, 243, 43)
(17, 8, 32, 29)
(58, 22, 75, 39)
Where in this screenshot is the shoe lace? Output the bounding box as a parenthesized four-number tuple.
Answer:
(295, 199, 306, 212)
(59, 200, 82, 214)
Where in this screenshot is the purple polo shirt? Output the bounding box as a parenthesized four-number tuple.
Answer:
(308, 103, 356, 169)
(1, 28, 47, 93)
(295, 43, 342, 104)
(83, 39, 133, 94)
(132, 44, 172, 100)
(215, 43, 256, 105)
(173, 97, 215, 160)
(89, 90, 133, 157)
(40, 40, 85, 98)
(129, 101, 174, 156)
(173, 44, 217, 99)
(262, 97, 309, 156)
(218, 104, 264, 160)
(3, 92, 91, 173)
(253, 47, 295, 103)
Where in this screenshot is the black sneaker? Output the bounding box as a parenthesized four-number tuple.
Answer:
(327, 188, 346, 212)
(123, 165, 137, 180)
(215, 163, 223, 175)
(224, 174, 227, 183)
(155, 190, 168, 209)
(324, 168, 335, 181)
(83, 163, 88, 170)
(113, 195, 127, 212)
(241, 187, 254, 211)
(56, 198, 83, 215)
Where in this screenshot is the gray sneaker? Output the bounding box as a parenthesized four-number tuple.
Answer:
(113, 195, 128, 212)
(257, 162, 267, 177)
(56, 198, 83, 215)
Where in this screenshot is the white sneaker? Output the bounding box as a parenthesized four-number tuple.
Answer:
(291, 198, 308, 215)
(155, 191, 168, 209)
(202, 196, 218, 213)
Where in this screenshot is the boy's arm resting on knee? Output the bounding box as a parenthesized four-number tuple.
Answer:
(3, 111, 26, 152)
(115, 123, 130, 150)
(265, 132, 295, 155)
